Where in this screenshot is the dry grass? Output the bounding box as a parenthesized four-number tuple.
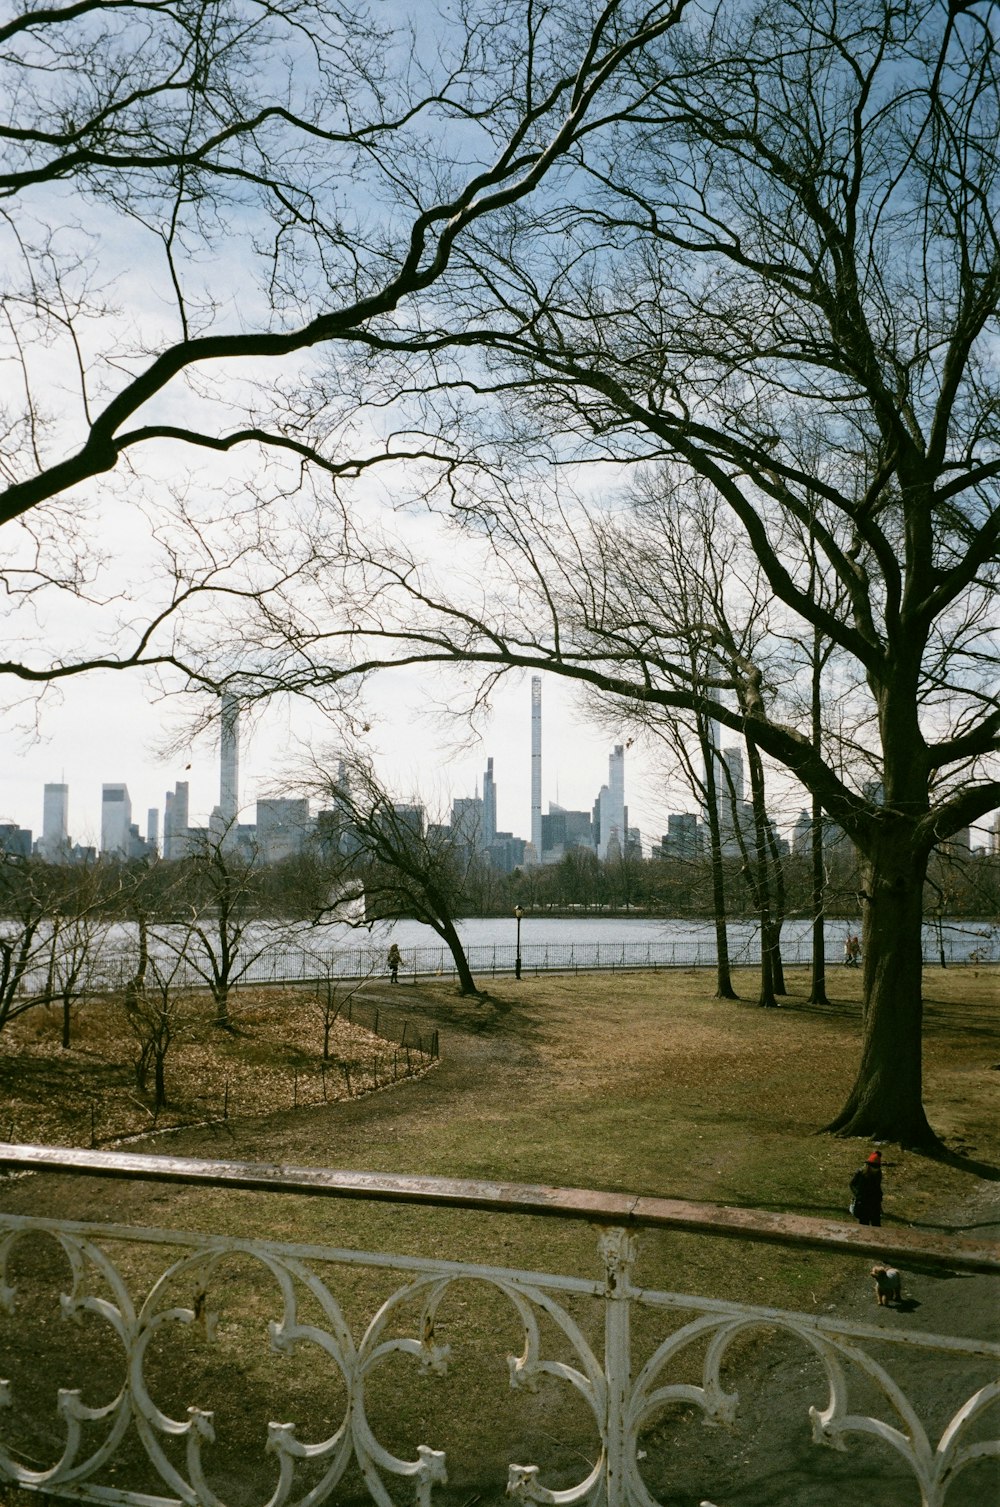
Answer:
(0, 964, 997, 1505)
(0, 986, 436, 1148)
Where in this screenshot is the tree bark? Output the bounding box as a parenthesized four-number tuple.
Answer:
(433, 911, 481, 997)
(214, 982, 231, 1030)
(745, 736, 778, 1008)
(825, 842, 936, 1147)
(809, 797, 830, 1006)
(699, 716, 738, 1000)
(808, 624, 829, 1004)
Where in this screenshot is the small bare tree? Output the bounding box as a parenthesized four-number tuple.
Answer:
(305, 954, 378, 1062)
(121, 937, 197, 1115)
(155, 830, 287, 1029)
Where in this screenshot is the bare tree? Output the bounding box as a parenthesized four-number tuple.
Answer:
(251, 2, 997, 1147)
(40, 863, 116, 1048)
(0, 853, 61, 1032)
(121, 932, 198, 1113)
(303, 954, 378, 1063)
(305, 755, 485, 998)
(154, 831, 284, 1029)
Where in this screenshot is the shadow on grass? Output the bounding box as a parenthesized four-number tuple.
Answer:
(916, 1145, 1000, 1182)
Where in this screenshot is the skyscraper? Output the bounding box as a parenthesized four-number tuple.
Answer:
(163, 780, 190, 860)
(597, 744, 626, 861)
(219, 693, 240, 839)
(101, 783, 132, 857)
(451, 796, 485, 853)
(256, 797, 310, 863)
(40, 782, 69, 859)
(483, 756, 497, 847)
(722, 746, 745, 804)
(530, 677, 542, 861)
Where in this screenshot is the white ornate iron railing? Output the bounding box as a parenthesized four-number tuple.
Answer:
(0, 1145, 997, 1507)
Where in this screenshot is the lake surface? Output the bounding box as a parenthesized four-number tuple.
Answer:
(17, 914, 995, 993)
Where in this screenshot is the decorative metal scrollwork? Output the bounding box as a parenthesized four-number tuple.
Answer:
(0, 1214, 996, 1507)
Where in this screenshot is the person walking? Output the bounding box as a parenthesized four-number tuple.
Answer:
(387, 943, 401, 985)
(850, 1150, 883, 1226)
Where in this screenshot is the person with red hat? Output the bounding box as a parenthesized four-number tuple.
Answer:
(849, 1150, 883, 1226)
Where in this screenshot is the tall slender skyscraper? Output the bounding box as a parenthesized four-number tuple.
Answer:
(530, 677, 542, 861)
(163, 780, 190, 860)
(219, 693, 240, 842)
(722, 746, 745, 804)
(483, 756, 497, 847)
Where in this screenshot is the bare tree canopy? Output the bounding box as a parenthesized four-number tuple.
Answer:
(0, 0, 687, 515)
(203, 0, 995, 1145)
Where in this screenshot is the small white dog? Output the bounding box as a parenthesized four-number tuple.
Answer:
(871, 1265, 903, 1305)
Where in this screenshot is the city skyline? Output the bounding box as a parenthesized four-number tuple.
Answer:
(1, 672, 682, 857)
(6, 672, 998, 862)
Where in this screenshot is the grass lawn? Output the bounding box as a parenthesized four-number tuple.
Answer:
(0, 963, 997, 1504)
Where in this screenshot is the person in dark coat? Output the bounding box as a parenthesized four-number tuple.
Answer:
(850, 1150, 883, 1226)
(387, 943, 401, 984)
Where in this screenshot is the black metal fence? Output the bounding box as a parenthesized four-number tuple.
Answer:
(85, 929, 996, 991)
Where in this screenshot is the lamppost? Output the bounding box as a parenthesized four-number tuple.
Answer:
(514, 905, 523, 980)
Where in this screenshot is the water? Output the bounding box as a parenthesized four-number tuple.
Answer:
(8, 912, 994, 996)
(67, 913, 998, 990)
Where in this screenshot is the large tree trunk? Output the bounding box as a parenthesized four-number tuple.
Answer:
(699, 716, 738, 1000)
(214, 981, 231, 1030)
(809, 797, 829, 1005)
(435, 913, 480, 996)
(745, 735, 778, 1008)
(808, 627, 829, 1004)
(825, 842, 936, 1147)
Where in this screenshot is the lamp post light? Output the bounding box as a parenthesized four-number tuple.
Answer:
(514, 905, 524, 980)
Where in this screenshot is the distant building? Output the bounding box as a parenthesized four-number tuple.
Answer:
(541, 804, 593, 863)
(596, 744, 626, 862)
(451, 795, 485, 853)
(146, 808, 159, 851)
(0, 824, 32, 859)
(791, 810, 813, 858)
(487, 833, 526, 874)
(39, 782, 70, 860)
(101, 783, 132, 857)
(163, 780, 190, 860)
(389, 803, 426, 842)
(530, 678, 542, 863)
(256, 797, 311, 863)
(659, 812, 700, 859)
(483, 757, 497, 847)
(722, 746, 744, 803)
(715, 746, 754, 856)
(219, 694, 240, 845)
